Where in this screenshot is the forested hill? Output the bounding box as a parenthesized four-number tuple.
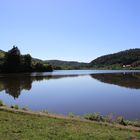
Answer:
(0, 47, 53, 73)
(46, 60, 88, 70)
(0, 50, 6, 65)
(0, 48, 88, 71)
(0, 50, 5, 57)
(1, 47, 140, 71)
(90, 49, 140, 68)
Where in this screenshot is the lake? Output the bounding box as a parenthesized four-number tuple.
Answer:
(0, 70, 140, 120)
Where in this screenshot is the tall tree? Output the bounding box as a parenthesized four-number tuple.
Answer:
(23, 54, 32, 71)
(4, 46, 21, 72)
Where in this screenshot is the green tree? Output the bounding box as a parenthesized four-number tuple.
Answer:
(34, 62, 52, 72)
(1, 46, 53, 73)
(23, 54, 32, 71)
(4, 46, 21, 72)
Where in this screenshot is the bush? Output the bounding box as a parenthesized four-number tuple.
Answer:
(11, 104, 19, 110)
(126, 120, 140, 127)
(84, 113, 103, 122)
(68, 112, 75, 118)
(116, 116, 126, 126)
(22, 106, 29, 111)
(0, 100, 4, 106)
(104, 114, 114, 123)
(33, 63, 53, 72)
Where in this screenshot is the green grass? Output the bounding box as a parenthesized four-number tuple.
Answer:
(0, 110, 140, 140)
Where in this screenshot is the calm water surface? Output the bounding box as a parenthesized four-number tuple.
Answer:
(0, 70, 140, 120)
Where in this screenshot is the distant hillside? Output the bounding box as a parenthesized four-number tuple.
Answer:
(0, 50, 88, 70)
(0, 50, 5, 57)
(90, 49, 140, 68)
(46, 60, 88, 70)
(1, 48, 140, 70)
(0, 50, 5, 65)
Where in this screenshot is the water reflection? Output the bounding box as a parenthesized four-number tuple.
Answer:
(0, 71, 140, 119)
(0, 72, 140, 99)
(0, 74, 79, 98)
(91, 72, 140, 89)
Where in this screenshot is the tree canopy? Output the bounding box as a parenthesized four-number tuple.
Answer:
(0, 46, 53, 73)
(90, 49, 140, 68)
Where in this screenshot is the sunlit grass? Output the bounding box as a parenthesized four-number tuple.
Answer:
(0, 110, 140, 140)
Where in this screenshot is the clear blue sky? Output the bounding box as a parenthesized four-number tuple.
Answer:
(0, 0, 140, 62)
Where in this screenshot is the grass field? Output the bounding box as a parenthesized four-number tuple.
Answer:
(0, 108, 140, 140)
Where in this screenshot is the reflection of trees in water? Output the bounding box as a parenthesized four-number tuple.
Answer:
(0, 76, 32, 98)
(0, 74, 79, 99)
(90, 73, 140, 89)
(0, 72, 139, 98)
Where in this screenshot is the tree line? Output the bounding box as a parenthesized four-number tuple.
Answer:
(90, 49, 140, 68)
(0, 46, 53, 73)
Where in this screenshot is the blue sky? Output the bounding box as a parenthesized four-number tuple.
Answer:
(0, 0, 140, 62)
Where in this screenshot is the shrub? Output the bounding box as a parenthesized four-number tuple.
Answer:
(126, 120, 140, 127)
(14, 105, 19, 109)
(11, 104, 19, 110)
(105, 114, 114, 123)
(22, 106, 29, 111)
(68, 112, 75, 118)
(0, 100, 4, 106)
(84, 113, 103, 122)
(116, 116, 126, 126)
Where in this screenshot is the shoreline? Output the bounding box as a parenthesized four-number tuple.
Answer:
(0, 106, 140, 132)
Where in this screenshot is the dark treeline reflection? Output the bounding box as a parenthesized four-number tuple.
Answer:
(0, 72, 140, 99)
(0, 74, 79, 99)
(91, 72, 140, 89)
(0, 76, 32, 98)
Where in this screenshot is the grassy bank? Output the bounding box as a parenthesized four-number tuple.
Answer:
(0, 107, 140, 140)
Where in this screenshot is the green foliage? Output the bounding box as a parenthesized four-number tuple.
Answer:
(84, 113, 133, 127)
(0, 100, 4, 106)
(22, 106, 29, 111)
(46, 60, 88, 70)
(1, 47, 140, 71)
(68, 112, 75, 118)
(11, 104, 19, 110)
(0, 46, 53, 73)
(132, 60, 140, 67)
(104, 114, 114, 123)
(33, 62, 52, 72)
(22, 54, 32, 71)
(84, 113, 104, 122)
(4, 46, 21, 72)
(90, 49, 140, 69)
(126, 120, 140, 127)
(0, 50, 5, 67)
(116, 116, 126, 126)
(0, 50, 5, 58)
